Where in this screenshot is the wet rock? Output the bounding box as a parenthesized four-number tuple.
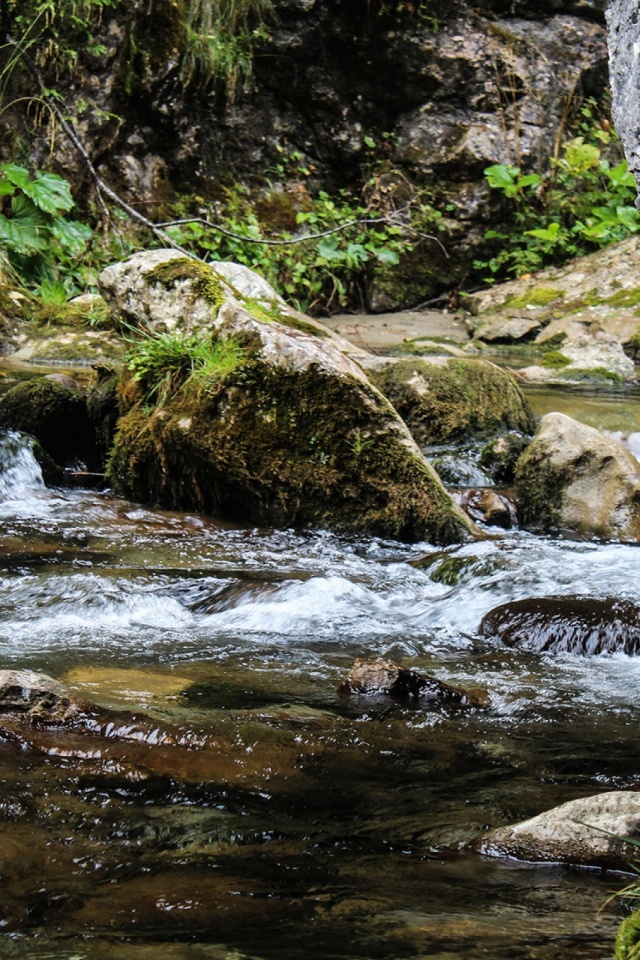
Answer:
(0, 378, 97, 468)
(340, 658, 484, 705)
(478, 791, 640, 870)
(514, 412, 640, 539)
(360, 355, 536, 446)
(0, 670, 80, 723)
(102, 252, 474, 544)
(472, 316, 543, 345)
(479, 432, 530, 484)
(479, 595, 640, 655)
(459, 489, 515, 529)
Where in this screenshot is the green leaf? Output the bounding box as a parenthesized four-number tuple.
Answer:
(50, 218, 92, 254)
(0, 164, 32, 192)
(524, 221, 561, 242)
(376, 247, 400, 265)
(25, 172, 74, 215)
(484, 164, 520, 190)
(317, 237, 345, 261)
(0, 212, 48, 254)
(616, 206, 640, 231)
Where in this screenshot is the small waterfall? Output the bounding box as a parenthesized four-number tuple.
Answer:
(0, 430, 45, 500)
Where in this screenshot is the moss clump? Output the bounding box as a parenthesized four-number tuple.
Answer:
(147, 258, 226, 312)
(615, 911, 640, 960)
(503, 287, 565, 310)
(514, 440, 571, 532)
(107, 355, 470, 545)
(540, 350, 571, 369)
(369, 358, 537, 446)
(604, 288, 640, 309)
(560, 366, 624, 384)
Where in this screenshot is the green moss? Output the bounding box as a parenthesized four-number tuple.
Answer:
(560, 366, 624, 384)
(147, 257, 226, 312)
(603, 287, 640, 309)
(107, 356, 471, 544)
(0, 378, 96, 466)
(514, 440, 570, 532)
(540, 350, 571, 369)
(615, 911, 640, 960)
(503, 287, 565, 310)
(369, 358, 537, 446)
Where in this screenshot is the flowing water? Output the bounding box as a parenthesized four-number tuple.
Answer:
(0, 409, 638, 960)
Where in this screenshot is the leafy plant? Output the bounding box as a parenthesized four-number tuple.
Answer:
(476, 105, 640, 281)
(0, 162, 92, 289)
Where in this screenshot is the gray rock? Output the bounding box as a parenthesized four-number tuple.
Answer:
(340, 658, 484, 705)
(479, 791, 640, 870)
(0, 670, 80, 723)
(515, 412, 640, 539)
(607, 0, 640, 203)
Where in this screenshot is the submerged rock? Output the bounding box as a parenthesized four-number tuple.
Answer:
(479, 595, 640, 655)
(459, 489, 515, 529)
(340, 658, 484, 706)
(514, 412, 640, 539)
(360, 355, 536, 446)
(0, 670, 80, 723)
(102, 251, 474, 544)
(478, 791, 640, 870)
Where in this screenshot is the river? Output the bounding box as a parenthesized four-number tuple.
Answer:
(0, 385, 638, 960)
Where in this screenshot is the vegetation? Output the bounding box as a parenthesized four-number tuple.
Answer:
(476, 101, 640, 282)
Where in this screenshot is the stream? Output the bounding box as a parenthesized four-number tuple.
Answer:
(0, 385, 639, 960)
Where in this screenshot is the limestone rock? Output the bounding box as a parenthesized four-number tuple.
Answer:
(478, 791, 640, 870)
(479, 595, 640, 655)
(0, 670, 80, 723)
(340, 658, 484, 705)
(102, 253, 475, 544)
(359, 355, 536, 446)
(514, 412, 640, 539)
(607, 0, 640, 202)
(517, 330, 637, 386)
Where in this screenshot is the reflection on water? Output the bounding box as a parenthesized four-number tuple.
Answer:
(0, 430, 636, 959)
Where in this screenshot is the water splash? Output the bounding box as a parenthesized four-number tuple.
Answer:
(0, 430, 44, 501)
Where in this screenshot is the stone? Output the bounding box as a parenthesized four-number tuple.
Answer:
(472, 316, 543, 344)
(478, 791, 640, 870)
(514, 412, 640, 539)
(517, 330, 637, 385)
(479, 595, 640, 655)
(607, 0, 640, 202)
(359, 355, 536, 446)
(102, 252, 475, 544)
(340, 658, 484, 705)
(459, 489, 515, 529)
(0, 377, 98, 468)
(0, 670, 80, 723)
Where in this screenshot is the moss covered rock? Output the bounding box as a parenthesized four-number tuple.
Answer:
(514, 412, 640, 539)
(360, 355, 537, 446)
(102, 254, 475, 544)
(616, 911, 640, 960)
(0, 378, 97, 467)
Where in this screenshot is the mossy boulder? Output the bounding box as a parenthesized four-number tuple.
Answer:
(0, 378, 97, 467)
(514, 412, 640, 539)
(616, 911, 640, 960)
(102, 253, 476, 544)
(360, 355, 537, 446)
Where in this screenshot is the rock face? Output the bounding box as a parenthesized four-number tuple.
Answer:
(0, 1, 610, 308)
(340, 658, 483, 705)
(479, 595, 640, 655)
(0, 670, 80, 723)
(478, 791, 640, 870)
(514, 412, 640, 539)
(360, 355, 536, 446)
(101, 252, 474, 544)
(607, 0, 640, 202)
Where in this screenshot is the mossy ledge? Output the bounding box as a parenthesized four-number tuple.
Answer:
(107, 357, 472, 545)
(367, 357, 537, 446)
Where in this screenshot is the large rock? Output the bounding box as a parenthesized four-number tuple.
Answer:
(517, 330, 637, 386)
(514, 412, 640, 539)
(360, 355, 536, 446)
(607, 0, 640, 203)
(0, 670, 80, 723)
(478, 791, 640, 870)
(466, 235, 640, 361)
(479, 595, 640, 655)
(102, 252, 475, 544)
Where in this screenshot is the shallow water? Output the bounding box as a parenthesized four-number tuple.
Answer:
(0, 430, 637, 959)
